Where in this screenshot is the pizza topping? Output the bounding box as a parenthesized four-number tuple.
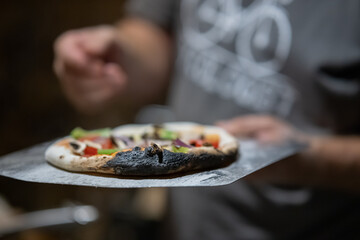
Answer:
(140, 125, 179, 141)
(158, 129, 178, 140)
(83, 146, 98, 156)
(141, 132, 149, 140)
(205, 142, 216, 148)
(172, 145, 189, 153)
(81, 136, 113, 149)
(151, 140, 172, 148)
(67, 126, 221, 157)
(47, 123, 240, 177)
(111, 135, 134, 149)
(189, 139, 204, 147)
(173, 138, 192, 148)
(189, 134, 220, 148)
(69, 140, 86, 155)
(70, 127, 111, 139)
(69, 137, 114, 156)
(83, 140, 102, 149)
(204, 134, 220, 148)
(154, 124, 176, 140)
(69, 141, 81, 150)
(98, 148, 121, 155)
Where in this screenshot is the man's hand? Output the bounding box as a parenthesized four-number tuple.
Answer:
(217, 115, 360, 192)
(54, 19, 173, 115)
(217, 115, 311, 184)
(216, 115, 307, 143)
(54, 25, 127, 114)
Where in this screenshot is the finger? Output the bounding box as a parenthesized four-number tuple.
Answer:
(255, 130, 283, 143)
(78, 26, 115, 57)
(55, 27, 119, 82)
(103, 62, 128, 90)
(54, 31, 89, 70)
(65, 66, 125, 105)
(69, 78, 122, 114)
(57, 61, 126, 105)
(216, 115, 279, 136)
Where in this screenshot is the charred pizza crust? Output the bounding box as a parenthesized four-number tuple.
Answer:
(103, 143, 238, 176)
(45, 122, 239, 177)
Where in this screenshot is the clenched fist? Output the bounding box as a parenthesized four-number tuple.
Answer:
(54, 25, 127, 114)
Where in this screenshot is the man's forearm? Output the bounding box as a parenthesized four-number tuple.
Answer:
(302, 136, 360, 191)
(250, 136, 360, 192)
(114, 17, 173, 106)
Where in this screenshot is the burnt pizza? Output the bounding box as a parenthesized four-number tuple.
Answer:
(45, 122, 239, 177)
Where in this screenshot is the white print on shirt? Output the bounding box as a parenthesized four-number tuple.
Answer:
(178, 0, 297, 117)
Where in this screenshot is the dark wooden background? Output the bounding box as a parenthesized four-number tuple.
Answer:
(0, 2, 164, 240)
(0, 0, 131, 157)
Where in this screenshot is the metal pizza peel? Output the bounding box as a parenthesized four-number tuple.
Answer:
(0, 139, 305, 188)
(0, 106, 306, 188)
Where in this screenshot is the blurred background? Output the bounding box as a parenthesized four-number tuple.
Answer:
(0, 1, 166, 239)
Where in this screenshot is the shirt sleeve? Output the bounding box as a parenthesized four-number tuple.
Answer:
(125, 0, 177, 32)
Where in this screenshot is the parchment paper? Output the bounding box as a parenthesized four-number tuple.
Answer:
(0, 140, 304, 188)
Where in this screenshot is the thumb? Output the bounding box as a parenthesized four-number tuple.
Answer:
(216, 115, 279, 137)
(79, 26, 116, 57)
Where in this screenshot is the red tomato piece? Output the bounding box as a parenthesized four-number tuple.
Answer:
(189, 139, 204, 147)
(83, 146, 98, 156)
(211, 142, 219, 149)
(204, 134, 220, 148)
(190, 138, 219, 148)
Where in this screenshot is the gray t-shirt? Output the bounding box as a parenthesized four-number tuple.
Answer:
(127, 0, 360, 239)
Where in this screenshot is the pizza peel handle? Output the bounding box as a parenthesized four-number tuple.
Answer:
(0, 205, 98, 236)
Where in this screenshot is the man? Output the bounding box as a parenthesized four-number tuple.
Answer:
(54, 0, 360, 239)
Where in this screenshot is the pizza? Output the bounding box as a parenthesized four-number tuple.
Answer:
(45, 122, 239, 177)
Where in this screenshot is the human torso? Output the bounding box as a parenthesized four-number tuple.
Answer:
(167, 1, 360, 239)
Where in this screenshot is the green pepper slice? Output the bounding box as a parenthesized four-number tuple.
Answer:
(70, 127, 111, 139)
(172, 145, 189, 153)
(159, 129, 178, 140)
(97, 149, 121, 155)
